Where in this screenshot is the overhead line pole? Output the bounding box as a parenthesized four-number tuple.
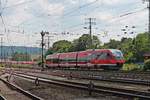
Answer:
(144, 0, 150, 36)
(148, 0, 150, 35)
(0, 37, 3, 66)
(89, 18, 92, 49)
(47, 35, 51, 49)
(85, 18, 96, 49)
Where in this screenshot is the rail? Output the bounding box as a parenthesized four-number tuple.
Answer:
(0, 95, 6, 100)
(0, 78, 44, 100)
(13, 73, 150, 100)
(8, 69, 150, 86)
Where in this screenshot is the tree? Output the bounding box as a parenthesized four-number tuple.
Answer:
(102, 32, 150, 62)
(102, 39, 120, 49)
(68, 39, 79, 52)
(45, 47, 54, 58)
(52, 40, 72, 53)
(133, 32, 150, 62)
(71, 34, 101, 51)
(119, 38, 134, 62)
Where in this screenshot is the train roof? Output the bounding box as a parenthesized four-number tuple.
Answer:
(46, 49, 122, 57)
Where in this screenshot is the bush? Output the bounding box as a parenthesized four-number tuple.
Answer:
(122, 63, 140, 71)
(144, 59, 150, 70)
(38, 61, 42, 66)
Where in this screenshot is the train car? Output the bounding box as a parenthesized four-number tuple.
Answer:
(89, 49, 125, 70)
(45, 49, 125, 70)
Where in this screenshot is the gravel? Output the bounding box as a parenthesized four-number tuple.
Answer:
(12, 75, 129, 100)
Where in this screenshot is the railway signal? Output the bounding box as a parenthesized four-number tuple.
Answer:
(40, 31, 49, 71)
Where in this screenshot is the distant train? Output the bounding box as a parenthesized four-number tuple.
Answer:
(0, 61, 36, 66)
(45, 49, 125, 70)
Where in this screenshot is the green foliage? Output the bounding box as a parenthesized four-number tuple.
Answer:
(144, 59, 150, 70)
(102, 39, 121, 49)
(119, 38, 134, 61)
(45, 48, 54, 58)
(47, 34, 101, 53)
(102, 33, 150, 63)
(52, 40, 72, 53)
(70, 34, 101, 51)
(122, 63, 141, 71)
(133, 33, 150, 62)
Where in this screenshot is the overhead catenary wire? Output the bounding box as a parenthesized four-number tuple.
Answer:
(0, 0, 28, 57)
(0, 0, 7, 14)
(62, 7, 147, 38)
(60, 1, 145, 34)
(11, 0, 141, 33)
(62, 0, 99, 17)
(96, 7, 147, 27)
(0, 0, 148, 47)
(3, 0, 34, 9)
(64, 7, 147, 33)
(17, 0, 98, 27)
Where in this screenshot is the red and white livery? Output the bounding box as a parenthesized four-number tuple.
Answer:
(46, 49, 125, 70)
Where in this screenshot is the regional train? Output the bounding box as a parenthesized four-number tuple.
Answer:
(45, 49, 125, 70)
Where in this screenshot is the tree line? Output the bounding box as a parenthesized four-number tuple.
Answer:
(46, 32, 150, 63)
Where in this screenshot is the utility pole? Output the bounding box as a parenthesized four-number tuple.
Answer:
(1, 37, 3, 64)
(147, 0, 150, 35)
(143, 0, 150, 35)
(148, 0, 150, 34)
(47, 36, 50, 49)
(84, 18, 96, 49)
(1, 37, 3, 66)
(46, 35, 53, 49)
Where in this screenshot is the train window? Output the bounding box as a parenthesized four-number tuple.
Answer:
(112, 50, 123, 60)
(98, 53, 107, 59)
(90, 52, 102, 59)
(95, 52, 111, 60)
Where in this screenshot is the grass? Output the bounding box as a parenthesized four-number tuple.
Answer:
(122, 63, 143, 71)
(10, 64, 34, 68)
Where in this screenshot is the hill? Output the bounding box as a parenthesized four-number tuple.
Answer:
(0, 46, 43, 59)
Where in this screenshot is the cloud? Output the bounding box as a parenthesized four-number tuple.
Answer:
(96, 8, 148, 43)
(67, 0, 79, 4)
(96, 12, 113, 22)
(0, 0, 148, 46)
(36, 0, 64, 15)
(6, 7, 33, 25)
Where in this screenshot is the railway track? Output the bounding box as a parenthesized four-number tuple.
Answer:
(0, 77, 43, 100)
(4, 68, 150, 86)
(7, 67, 150, 74)
(6, 67, 150, 79)
(11, 72, 150, 100)
(0, 95, 6, 100)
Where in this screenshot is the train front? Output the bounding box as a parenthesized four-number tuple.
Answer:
(89, 49, 125, 70)
(109, 49, 125, 68)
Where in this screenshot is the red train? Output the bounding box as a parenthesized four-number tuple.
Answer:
(45, 49, 125, 70)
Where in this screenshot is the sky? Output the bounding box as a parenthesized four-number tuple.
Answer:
(0, 0, 148, 47)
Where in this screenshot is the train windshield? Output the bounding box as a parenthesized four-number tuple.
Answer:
(111, 50, 124, 60)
